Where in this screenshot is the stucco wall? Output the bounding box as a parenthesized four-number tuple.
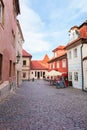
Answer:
(0, 0, 20, 100)
(30, 70, 48, 79)
(15, 20, 23, 86)
(22, 57, 31, 80)
(0, 0, 17, 81)
(67, 44, 82, 89)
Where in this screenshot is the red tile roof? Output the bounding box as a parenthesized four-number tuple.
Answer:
(42, 54, 50, 63)
(31, 60, 48, 70)
(52, 45, 65, 52)
(48, 52, 67, 63)
(65, 37, 81, 49)
(65, 21, 87, 49)
(65, 38, 87, 49)
(22, 49, 32, 57)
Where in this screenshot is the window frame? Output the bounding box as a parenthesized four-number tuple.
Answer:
(62, 59, 66, 68)
(73, 48, 77, 58)
(12, 30, 15, 48)
(68, 51, 72, 59)
(57, 61, 60, 68)
(74, 72, 78, 81)
(23, 60, 26, 66)
(0, 0, 4, 25)
(68, 72, 72, 81)
(9, 60, 12, 77)
(23, 72, 26, 78)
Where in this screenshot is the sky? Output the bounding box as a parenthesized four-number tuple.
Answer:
(18, 0, 87, 60)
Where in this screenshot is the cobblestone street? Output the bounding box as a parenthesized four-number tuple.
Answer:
(0, 80, 87, 130)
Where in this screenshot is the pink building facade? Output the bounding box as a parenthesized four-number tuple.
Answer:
(0, 0, 20, 100)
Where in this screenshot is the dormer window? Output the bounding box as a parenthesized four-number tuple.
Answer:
(69, 27, 79, 42)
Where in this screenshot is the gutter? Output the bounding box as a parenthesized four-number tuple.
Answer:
(81, 42, 84, 91)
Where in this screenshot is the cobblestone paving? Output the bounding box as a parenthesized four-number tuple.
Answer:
(0, 80, 87, 130)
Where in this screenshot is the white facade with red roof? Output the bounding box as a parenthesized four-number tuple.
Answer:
(65, 21, 87, 90)
(22, 49, 32, 80)
(30, 54, 49, 79)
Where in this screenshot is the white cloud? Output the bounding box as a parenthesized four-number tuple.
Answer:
(18, 1, 51, 56)
(23, 32, 52, 53)
(18, 3, 45, 32)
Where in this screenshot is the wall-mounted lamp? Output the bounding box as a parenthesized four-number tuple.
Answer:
(16, 52, 20, 63)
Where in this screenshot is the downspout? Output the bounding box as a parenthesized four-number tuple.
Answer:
(81, 42, 84, 91)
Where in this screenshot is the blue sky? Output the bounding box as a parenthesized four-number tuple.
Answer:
(18, 0, 87, 60)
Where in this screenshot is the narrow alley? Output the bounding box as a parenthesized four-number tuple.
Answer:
(0, 80, 87, 130)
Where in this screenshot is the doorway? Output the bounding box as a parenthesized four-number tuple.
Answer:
(37, 72, 40, 79)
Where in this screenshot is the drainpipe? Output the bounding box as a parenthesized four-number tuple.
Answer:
(81, 42, 84, 91)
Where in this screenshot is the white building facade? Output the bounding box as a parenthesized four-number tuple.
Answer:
(67, 43, 82, 89)
(82, 43, 87, 91)
(66, 21, 87, 90)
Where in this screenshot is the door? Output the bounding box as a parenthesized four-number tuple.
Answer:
(37, 72, 40, 79)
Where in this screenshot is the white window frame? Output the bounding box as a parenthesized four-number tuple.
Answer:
(54, 52, 57, 57)
(57, 61, 59, 68)
(62, 59, 66, 68)
(68, 72, 72, 81)
(68, 51, 72, 59)
(74, 72, 78, 81)
(73, 48, 77, 58)
(50, 64, 51, 69)
(53, 62, 55, 69)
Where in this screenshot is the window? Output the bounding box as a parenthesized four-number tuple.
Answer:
(23, 60, 26, 66)
(69, 30, 79, 42)
(62, 59, 66, 68)
(68, 72, 72, 81)
(12, 30, 15, 48)
(0, 54, 2, 80)
(74, 72, 78, 81)
(50, 63, 53, 69)
(50, 64, 51, 69)
(43, 72, 45, 78)
(0, 0, 4, 24)
(73, 48, 77, 58)
(13, 0, 17, 17)
(35, 71, 36, 77)
(13, 63, 15, 76)
(57, 61, 59, 68)
(9, 60, 12, 77)
(41, 71, 42, 77)
(53, 63, 55, 69)
(54, 52, 57, 57)
(68, 51, 72, 59)
(23, 72, 26, 78)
